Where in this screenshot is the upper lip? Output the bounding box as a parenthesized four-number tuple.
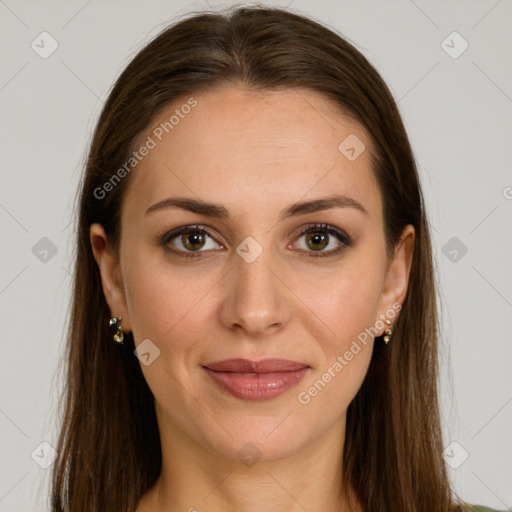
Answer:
(203, 358, 309, 373)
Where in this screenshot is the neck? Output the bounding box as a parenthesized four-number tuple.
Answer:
(138, 407, 362, 512)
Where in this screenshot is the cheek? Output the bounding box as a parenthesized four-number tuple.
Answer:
(295, 268, 383, 414)
(302, 256, 386, 348)
(122, 246, 222, 352)
(121, 252, 214, 401)
(332, 273, 382, 339)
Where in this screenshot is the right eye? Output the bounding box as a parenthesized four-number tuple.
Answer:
(160, 224, 224, 257)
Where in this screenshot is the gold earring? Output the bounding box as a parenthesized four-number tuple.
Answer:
(383, 319, 393, 344)
(109, 317, 124, 344)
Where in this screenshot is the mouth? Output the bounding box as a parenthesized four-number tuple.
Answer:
(202, 358, 310, 401)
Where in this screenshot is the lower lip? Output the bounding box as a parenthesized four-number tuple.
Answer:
(203, 367, 309, 401)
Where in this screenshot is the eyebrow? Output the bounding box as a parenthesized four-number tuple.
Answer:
(145, 194, 368, 220)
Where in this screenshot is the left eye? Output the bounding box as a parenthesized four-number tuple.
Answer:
(292, 223, 352, 256)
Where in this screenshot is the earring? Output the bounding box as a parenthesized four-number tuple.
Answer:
(383, 319, 393, 344)
(109, 317, 124, 344)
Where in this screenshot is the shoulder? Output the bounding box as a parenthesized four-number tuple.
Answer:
(466, 504, 510, 512)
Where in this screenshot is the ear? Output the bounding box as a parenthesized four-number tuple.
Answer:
(377, 224, 415, 332)
(90, 223, 132, 333)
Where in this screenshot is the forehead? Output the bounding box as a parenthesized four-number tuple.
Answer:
(123, 85, 382, 222)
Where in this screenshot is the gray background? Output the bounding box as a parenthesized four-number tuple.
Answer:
(1, 0, 511, 510)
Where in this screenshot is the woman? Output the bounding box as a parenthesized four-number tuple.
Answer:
(50, 5, 504, 512)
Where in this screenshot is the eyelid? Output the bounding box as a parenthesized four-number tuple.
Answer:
(161, 224, 221, 242)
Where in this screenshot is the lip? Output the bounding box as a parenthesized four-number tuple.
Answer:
(202, 358, 310, 401)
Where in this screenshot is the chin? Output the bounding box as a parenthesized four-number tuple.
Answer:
(201, 415, 313, 464)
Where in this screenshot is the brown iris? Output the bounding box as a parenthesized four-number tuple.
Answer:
(305, 231, 329, 251)
(181, 231, 206, 251)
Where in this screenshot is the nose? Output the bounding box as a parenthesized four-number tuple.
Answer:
(219, 246, 291, 337)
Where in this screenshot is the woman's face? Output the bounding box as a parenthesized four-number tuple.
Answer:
(91, 84, 414, 463)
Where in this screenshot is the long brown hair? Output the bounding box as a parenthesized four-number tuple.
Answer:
(51, 4, 470, 511)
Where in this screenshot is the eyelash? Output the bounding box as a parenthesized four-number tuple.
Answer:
(159, 223, 353, 259)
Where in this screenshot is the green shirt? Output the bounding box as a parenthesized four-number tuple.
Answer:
(468, 505, 510, 512)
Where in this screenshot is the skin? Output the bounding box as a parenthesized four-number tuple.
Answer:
(90, 84, 414, 512)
